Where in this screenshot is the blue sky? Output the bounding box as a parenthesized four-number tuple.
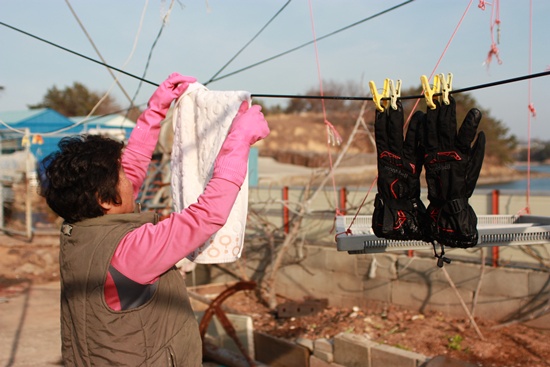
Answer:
(1, 0, 549, 141)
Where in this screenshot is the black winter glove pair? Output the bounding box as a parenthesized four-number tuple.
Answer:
(372, 97, 485, 249)
(372, 101, 426, 241)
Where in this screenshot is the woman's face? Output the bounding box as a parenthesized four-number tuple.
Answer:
(102, 168, 135, 214)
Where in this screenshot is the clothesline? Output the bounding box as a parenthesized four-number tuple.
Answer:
(3, 18, 549, 105)
(2, 69, 548, 138)
(250, 69, 550, 101)
(205, 0, 417, 84)
(2, 19, 549, 106)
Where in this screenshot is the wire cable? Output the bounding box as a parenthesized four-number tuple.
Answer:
(3, 68, 549, 138)
(1, 0, 407, 91)
(64, 0, 134, 104)
(250, 69, 550, 101)
(2, 1, 546, 104)
(0, 21, 159, 88)
(1, 15, 548, 105)
(402, 0, 474, 128)
(207, 0, 416, 84)
(306, 0, 341, 218)
(2, 9, 550, 137)
(0, 103, 147, 137)
(204, 0, 292, 86)
(1, 1, 413, 87)
(129, 0, 175, 104)
(524, 0, 535, 213)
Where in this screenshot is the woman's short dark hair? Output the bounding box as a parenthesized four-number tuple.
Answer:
(39, 135, 125, 223)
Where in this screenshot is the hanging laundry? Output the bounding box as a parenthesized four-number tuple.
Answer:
(423, 97, 485, 249)
(171, 83, 251, 264)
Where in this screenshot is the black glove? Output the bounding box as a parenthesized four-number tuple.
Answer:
(423, 97, 486, 248)
(372, 101, 426, 241)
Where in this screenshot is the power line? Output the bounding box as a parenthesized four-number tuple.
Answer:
(1, 0, 414, 89)
(129, 0, 175, 105)
(1, 17, 549, 105)
(251, 70, 550, 101)
(204, 0, 292, 86)
(64, 0, 134, 104)
(207, 0, 416, 84)
(0, 21, 160, 88)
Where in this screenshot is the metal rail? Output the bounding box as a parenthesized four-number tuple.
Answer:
(335, 215, 550, 254)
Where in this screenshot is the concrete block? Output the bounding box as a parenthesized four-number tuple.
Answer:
(254, 331, 310, 367)
(427, 286, 474, 316)
(300, 246, 330, 271)
(397, 256, 480, 292)
(296, 337, 314, 351)
(325, 248, 359, 275)
(441, 263, 485, 292)
(301, 219, 335, 243)
(314, 338, 333, 353)
(313, 338, 334, 362)
(363, 278, 392, 303)
(391, 280, 473, 316)
(479, 267, 529, 298)
(524, 309, 550, 329)
(310, 354, 332, 367)
(310, 354, 346, 367)
(390, 279, 435, 310)
(277, 265, 364, 303)
(313, 349, 334, 363)
(528, 270, 550, 296)
(356, 256, 379, 282)
(357, 254, 398, 280)
(333, 332, 373, 367)
(472, 293, 526, 321)
(371, 343, 428, 367)
(274, 265, 314, 300)
(397, 256, 439, 283)
(355, 255, 374, 278)
(371, 254, 398, 280)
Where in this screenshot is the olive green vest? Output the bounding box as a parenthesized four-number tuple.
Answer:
(59, 212, 201, 366)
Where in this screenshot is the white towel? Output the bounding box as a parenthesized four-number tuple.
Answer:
(171, 83, 251, 264)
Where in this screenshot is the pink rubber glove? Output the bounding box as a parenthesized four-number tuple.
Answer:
(213, 101, 270, 186)
(148, 73, 197, 113)
(128, 73, 196, 150)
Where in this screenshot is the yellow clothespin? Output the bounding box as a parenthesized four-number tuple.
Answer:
(389, 79, 402, 110)
(32, 134, 44, 145)
(420, 74, 440, 110)
(369, 79, 390, 112)
(439, 73, 453, 105)
(22, 135, 30, 147)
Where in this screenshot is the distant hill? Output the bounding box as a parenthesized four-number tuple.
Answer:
(259, 112, 522, 187)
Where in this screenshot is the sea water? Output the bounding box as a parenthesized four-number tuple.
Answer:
(478, 164, 550, 191)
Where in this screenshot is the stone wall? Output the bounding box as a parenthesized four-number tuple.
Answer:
(190, 187, 550, 327)
(202, 244, 550, 328)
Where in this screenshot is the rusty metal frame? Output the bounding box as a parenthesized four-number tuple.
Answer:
(199, 281, 257, 366)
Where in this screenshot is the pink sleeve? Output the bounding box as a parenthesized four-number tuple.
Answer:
(121, 110, 162, 199)
(111, 177, 240, 284)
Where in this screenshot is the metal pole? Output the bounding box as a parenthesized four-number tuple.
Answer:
(24, 128, 33, 240)
(283, 186, 289, 234)
(339, 187, 347, 215)
(491, 189, 500, 267)
(0, 180, 4, 232)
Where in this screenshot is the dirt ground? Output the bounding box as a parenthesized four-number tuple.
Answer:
(1, 234, 550, 367)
